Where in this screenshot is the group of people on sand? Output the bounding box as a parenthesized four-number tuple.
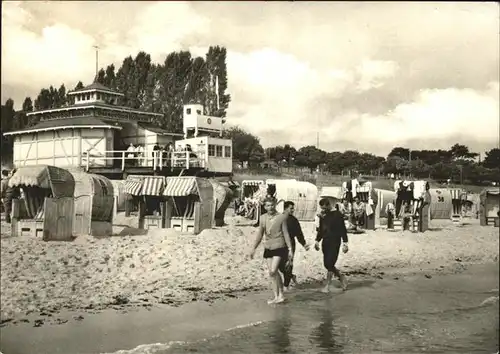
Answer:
(246, 197, 349, 305)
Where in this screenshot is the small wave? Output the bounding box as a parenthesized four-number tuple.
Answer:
(480, 295, 499, 307)
(100, 341, 184, 354)
(100, 320, 266, 354)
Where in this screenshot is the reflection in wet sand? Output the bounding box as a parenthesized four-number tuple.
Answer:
(309, 297, 346, 353)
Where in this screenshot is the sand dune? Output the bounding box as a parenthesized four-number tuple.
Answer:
(1, 215, 498, 324)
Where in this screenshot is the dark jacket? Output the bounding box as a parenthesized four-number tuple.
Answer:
(286, 214, 307, 252)
(316, 209, 348, 244)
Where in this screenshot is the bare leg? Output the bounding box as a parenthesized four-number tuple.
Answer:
(333, 267, 348, 290)
(267, 256, 285, 304)
(322, 271, 333, 293)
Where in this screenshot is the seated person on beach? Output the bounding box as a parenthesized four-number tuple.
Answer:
(352, 197, 365, 230)
(338, 199, 352, 221)
(247, 198, 293, 305)
(314, 198, 349, 293)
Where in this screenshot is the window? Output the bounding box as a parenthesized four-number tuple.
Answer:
(86, 93, 91, 100)
(216, 145, 223, 157)
(208, 144, 215, 157)
(96, 93, 101, 100)
(196, 109, 202, 115)
(224, 146, 232, 158)
(186, 108, 192, 114)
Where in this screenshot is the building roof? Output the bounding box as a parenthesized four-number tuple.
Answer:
(138, 122, 183, 136)
(68, 82, 124, 96)
(3, 116, 122, 136)
(26, 102, 162, 117)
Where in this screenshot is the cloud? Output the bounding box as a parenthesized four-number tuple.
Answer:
(355, 60, 399, 92)
(1, 1, 498, 156)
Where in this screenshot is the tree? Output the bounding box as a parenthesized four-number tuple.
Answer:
(156, 51, 193, 132)
(22, 97, 33, 112)
(483, 148, 500, 170)
(295, 145, 327, 172)
(104, 64, 116, 88)
(1, 99, 15, 160)
(74, 81, 84, 90)
(223, 126, 264, 164)
(204, 46, 231, 117)
(388, 147, 411, 160)
(449, 143, 478, 161)
(57, 84, 67, 107)
(96, 68, 106, 85)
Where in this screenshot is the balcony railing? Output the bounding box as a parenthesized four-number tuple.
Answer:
(81, 150, 206, 172)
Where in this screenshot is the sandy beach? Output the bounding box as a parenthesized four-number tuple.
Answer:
(1, 213, 498, 328)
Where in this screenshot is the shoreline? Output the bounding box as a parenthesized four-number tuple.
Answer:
(0, 260, 497, 354)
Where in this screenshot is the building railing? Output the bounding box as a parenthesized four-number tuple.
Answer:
(81, 150, 206, 172)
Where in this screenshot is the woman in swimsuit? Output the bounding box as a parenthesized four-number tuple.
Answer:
(247, 197, 293, 304)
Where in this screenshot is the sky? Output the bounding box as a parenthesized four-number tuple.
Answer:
(1, 1, 499, 156)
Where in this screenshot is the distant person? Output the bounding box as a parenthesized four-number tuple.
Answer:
(247, 198, 293, 305)
(314, 198, 349, 293)
(338, 199, 352, 221)
(126, 143, 136, 166)
(385, 202, 396, 229)
(280, 201, 310, 292)
(401, 203, 413, 231)
(352, 196, 365, 230)
(152, 143, 161, 167)
(136, 144, 144, 166)
(1, 170, 10, 214)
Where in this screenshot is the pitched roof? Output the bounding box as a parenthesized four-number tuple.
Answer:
(138, 122, 183, 136)
(69, 82, 123, 96)
(3, 116, 121, 136)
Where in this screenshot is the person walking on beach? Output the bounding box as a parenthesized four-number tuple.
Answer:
(280, 201, 310, 292)
(314, 198, 349, 293)
(247, 197, 294, 304)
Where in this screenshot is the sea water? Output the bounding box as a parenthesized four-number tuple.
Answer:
(108, 264, 499, 354)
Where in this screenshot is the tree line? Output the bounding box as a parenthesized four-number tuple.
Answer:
(224, 127, 499, 185)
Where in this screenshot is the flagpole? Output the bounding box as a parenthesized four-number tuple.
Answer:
(215, 75, 220, 110)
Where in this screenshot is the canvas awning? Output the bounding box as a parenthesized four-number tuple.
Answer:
(163, 177, 198, 196)
(124, 179, 143, 196)
(8, 165, 75, 198)
(141, 177, 165, 196)
(123, 176, 165, 196)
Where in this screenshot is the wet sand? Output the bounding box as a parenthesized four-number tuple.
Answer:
(0, 262, 498, 354)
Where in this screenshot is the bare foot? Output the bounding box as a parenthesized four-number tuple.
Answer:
(321, 286, 330, 293)
(339, 275, 348, 291)
(267, 298, 278, 305)
(291, 275, 298, 285)
(283, 286, 290, 293)
(274, 295, 286, 304)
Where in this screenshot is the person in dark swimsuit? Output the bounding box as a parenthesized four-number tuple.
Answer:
(315, 198, 349, 293)
(247, 197, 293, 304)
(279, 201, 310, 291)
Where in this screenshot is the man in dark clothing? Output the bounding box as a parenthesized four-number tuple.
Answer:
(279, 201, 310, 291)
(315, 198, 349, 293)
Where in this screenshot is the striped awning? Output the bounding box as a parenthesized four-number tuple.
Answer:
(242, 180, 264, 186)
(141, 177, 165, 196)
(124, 179, 143, 196)
(163, 177, 198, 197)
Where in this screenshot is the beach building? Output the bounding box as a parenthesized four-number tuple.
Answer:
(4, 82, 233, 179)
